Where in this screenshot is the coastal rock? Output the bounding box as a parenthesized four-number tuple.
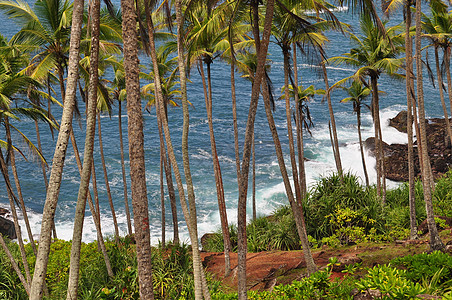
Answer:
(389, 111, 408, 133)
(0, 216, 16, 239)
(0, 207, 9, 217)
(366, 113, 452, 181)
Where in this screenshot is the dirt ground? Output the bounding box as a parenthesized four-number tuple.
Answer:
(201, 230, 452, 292)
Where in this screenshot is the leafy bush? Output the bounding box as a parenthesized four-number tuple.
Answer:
(433, 170, 452, 218)
(357, 264, 425, 299)
(304, 172, 385, 240)
(392, 251, 452, 285)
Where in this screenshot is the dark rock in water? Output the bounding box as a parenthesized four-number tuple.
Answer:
(0, 207, 9, 217)
(0, 216, 16, 239)
(367, 113, 452, 181)
(389, 111, 408, 133)
(364, 137, 389, 157)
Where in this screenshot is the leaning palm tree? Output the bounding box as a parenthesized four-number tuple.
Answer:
(414, 0, 445, 251)
(329, 13, 405, 202)
(29, 0, 85, 297)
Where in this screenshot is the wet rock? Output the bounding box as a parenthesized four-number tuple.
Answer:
(0, 216, 16, 239)
(389, 111, 408, 133)
(367, 114, 452, 181)
(0, 207, 9, 217)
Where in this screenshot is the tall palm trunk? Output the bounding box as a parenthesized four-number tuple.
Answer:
(445, 47, 452, 124)
(231, 45, 241, 189)
(322, 63, 342, 174)
(355, 105, 369, 186)
(97, 113, 120, 243)
(35, 120, 49, 191)
(157, 111, 179, 245)
(199, 59, 232, 276)
(237, 2, 275, 298)
(435, 47, 452, 151)
(29, 0, 84, 296)
(0, 234, 29, 295)
(293, 45, 307, 197)
(252, 132, 256, 220)
(118, 100, 133, 235)
(66, 0, 114, 296)
(415, 0, 445, 251)
(173, 1, 210, 298)
(370, 74, 385, 201)
(405, 3, 417, 239)
(262, 66, 317, 276)
(159, 144, 165, 247)
(0, 147, 32, 286)
(7, 119, 38, 255)
(121, 0, 155, 297)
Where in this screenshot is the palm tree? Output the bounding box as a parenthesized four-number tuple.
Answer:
(338, 80, 371, 186)
(329, 14, 405, 202)
(121, 0, 155, 297)
(29, 0, 85, 297)
(421, 1, 452, 147)
(185, 3, 233, 276)
(66, 0, 114, 297)
(235, 1, 275, 298)
(414, 0, 445, 251)
(141, 46, 181, 245)
(111, 62, 133, 236)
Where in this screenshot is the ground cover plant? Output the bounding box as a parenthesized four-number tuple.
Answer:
(1, 172, 452, 298)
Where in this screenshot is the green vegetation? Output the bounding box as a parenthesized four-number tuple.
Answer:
(203, 171, 452, 253)
(1, 173, 451, 299)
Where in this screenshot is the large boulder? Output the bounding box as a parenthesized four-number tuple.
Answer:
(389, 111, 408, 133)
(0, 216, 16, 239)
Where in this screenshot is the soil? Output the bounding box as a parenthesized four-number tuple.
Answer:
(201, 229, 452, 293)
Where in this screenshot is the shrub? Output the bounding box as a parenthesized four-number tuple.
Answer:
(392, 251, 452, 285)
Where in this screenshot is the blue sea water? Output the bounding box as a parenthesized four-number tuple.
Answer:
(0, 4, 445, 243)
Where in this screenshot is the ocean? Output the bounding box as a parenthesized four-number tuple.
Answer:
(0, 3, 445, 244)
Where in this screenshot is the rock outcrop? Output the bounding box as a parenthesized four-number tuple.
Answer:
(366, 111, 452, 181)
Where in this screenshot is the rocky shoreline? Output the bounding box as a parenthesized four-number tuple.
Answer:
(367, 111, 452, 182)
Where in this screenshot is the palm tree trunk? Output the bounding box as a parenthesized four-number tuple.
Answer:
(199, 59, 232, 277)
(29, 0, 84, 296)
(35, 120, 49, 190)
(261, 77, 317, 275)
(121, 0, 155, 297)
(97, 113, 120, 243)
(66, 0, 105, 295)
(293, 45, 307, 197)
(322, 63, 342, 174)
(0, 147, 32, 286)
(160, 144, 166, 248)
(236, 2, 275, 298)
(357, 107, 369, 186)
(405, 3, 417, 239)
(0, 234, 29, 296)
(435, 47, 452, 155)
(8, 120, 38, 255)
(173, 1, 210, 298)
(415, 0, 445, 251)
(157, 111, 179, 245)
(252, 131, 256, 221)
(118, 100, 133, 236)
(231, 59, 241, 187)
(370, 74, 383, 200)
